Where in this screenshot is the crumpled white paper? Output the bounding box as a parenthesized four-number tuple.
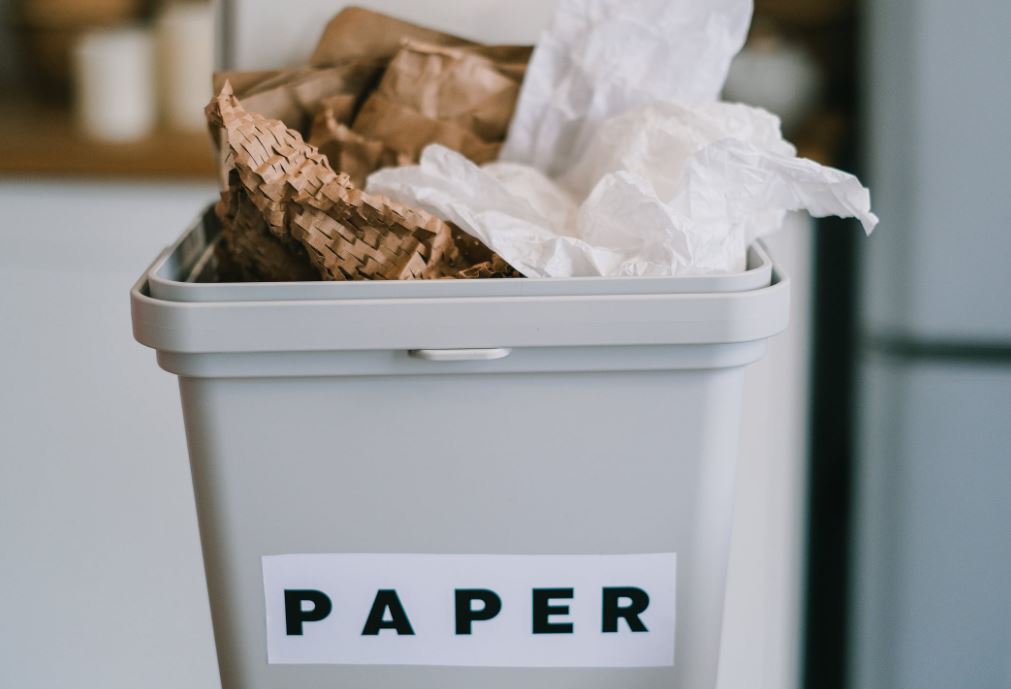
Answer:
(500, 0, 754, 175)
(367, 0, 879, 278)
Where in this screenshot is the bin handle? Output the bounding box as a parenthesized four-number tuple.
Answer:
(408, 348, 512, 362)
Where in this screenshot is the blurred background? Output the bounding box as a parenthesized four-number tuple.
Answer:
(0, 1, 1008, 688)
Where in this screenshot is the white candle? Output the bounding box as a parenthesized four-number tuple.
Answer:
(157, 2, 215, 132)
(73, 26, 157, 142)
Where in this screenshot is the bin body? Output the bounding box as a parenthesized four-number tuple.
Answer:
(133, 214, 789, 689)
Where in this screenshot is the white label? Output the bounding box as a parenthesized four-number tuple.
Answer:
(262, 553, 676, 668)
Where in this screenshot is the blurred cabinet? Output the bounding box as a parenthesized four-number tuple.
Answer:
(854, 1, 1011, 688)
(853, 358, 1011, 689)
(862, 0, 1011, 342)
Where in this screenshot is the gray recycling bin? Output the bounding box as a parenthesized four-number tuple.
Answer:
(131, 208, 790, 689)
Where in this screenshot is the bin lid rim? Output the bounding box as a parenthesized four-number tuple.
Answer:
(145, 207, 776, 304)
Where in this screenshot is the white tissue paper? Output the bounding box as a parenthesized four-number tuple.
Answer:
(367, 0, 879, 278)
(500, 0, 754, 175)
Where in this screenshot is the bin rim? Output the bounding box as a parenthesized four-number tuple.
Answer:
(131, 239, 790, 357)
(146, 206, 776, 304)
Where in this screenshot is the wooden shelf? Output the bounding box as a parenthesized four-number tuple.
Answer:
(0, 101, 216, 180)
(0, 100, 845, 181)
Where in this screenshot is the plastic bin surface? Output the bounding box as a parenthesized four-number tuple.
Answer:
(132, 212, 790, 689)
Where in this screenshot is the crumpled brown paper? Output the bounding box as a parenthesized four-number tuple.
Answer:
(334, 40, 519, 175)
(211, 61, 384, 139)
(372, 41, 524, 140)
(205, 6, 529, 282)
(212, 7, 530, 186)
(207, 86, 519, 281)
(308, 112, 412, 192)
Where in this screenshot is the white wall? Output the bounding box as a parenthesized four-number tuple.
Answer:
(227, 0, 557, 69)
(0, 181, 221, 689)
